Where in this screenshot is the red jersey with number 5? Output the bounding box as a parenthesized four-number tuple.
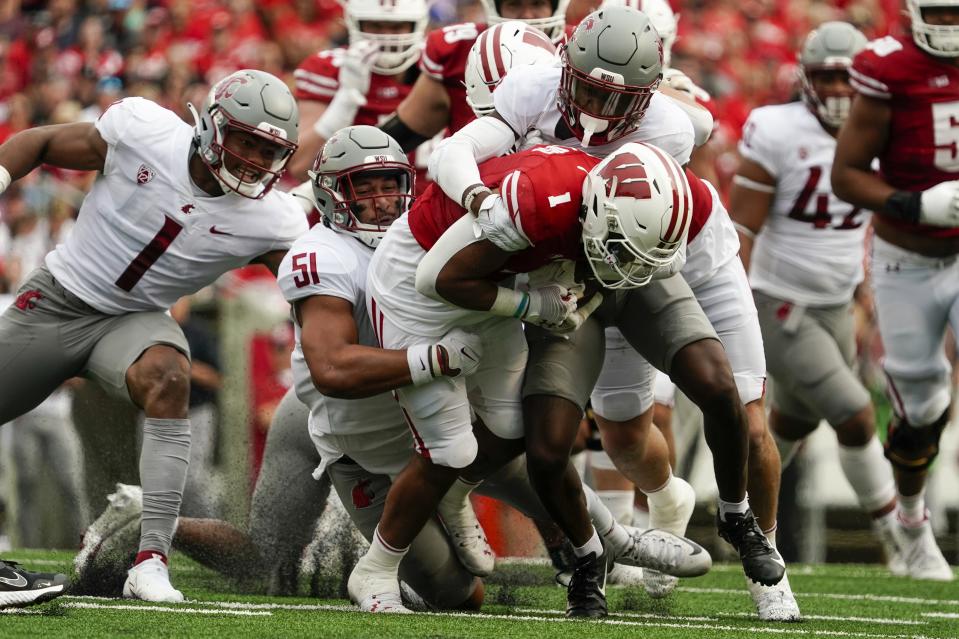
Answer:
(409, 145, 599, 273)
(419, 22, 485, 135)
(850, 35, 959, 237)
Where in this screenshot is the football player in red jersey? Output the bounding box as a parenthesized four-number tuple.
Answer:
(348, 142, 712, 617)
(379, 0, 568, 151)
(288, 0, 429, 178)
(832, 0, 959, 582)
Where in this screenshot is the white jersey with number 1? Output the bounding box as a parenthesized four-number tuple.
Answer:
(739, 102, 871, 307)
(45, 97, 307, 315)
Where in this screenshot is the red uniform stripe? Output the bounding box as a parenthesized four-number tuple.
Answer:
(645, 145, 685, 243)
(491, 24, 507, 81)
(400, 405, 431, 459)
(477, 30, 496, 84)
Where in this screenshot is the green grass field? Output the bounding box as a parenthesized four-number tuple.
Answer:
(2, 550, 957, 638)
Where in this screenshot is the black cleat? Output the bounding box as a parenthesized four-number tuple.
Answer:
(0, 558, 68, 609)
(716, 510, 785, 587)
(565, 549, 608, 618)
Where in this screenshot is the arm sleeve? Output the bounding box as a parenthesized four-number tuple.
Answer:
(277, 233, 360, 304)
(427, 116, 517, 205)
(737, 108, 781, 178)
(492, 65, 559, 137)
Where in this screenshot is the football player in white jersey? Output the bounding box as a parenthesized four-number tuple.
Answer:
(0, 69, 307, 606)
(731, 23, 905, 582)
(430, 4, 788, 599)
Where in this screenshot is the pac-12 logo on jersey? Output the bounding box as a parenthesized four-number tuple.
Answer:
(137, 164, 155, 185)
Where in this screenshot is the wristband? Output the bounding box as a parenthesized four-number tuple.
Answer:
(0, 164, 11, 195)
(488, 287, 529, 318)
(463, 184, 492, 214)
(883, 191, 921, 224)
(407, 343, 435, 386)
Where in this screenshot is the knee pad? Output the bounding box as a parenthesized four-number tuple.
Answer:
(427, 430, 478, 469)
(590, 388, 653, 422)
(883, 410, 949, 473)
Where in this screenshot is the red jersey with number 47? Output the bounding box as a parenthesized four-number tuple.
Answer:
(850, 35, 959, 238)
(409, 145, 599, 273)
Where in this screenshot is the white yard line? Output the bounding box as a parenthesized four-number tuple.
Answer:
(921, 613, 959, 619)
(61, 602, 271, 616)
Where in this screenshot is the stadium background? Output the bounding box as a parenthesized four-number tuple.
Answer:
(0, 0, 955, 569)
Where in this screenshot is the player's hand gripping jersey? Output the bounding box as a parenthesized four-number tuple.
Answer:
(740, 102, 870, 306)
(45, 98, 307, 315)
(850, 34, 959, 237)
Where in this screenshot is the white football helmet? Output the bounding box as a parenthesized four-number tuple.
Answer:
(344, 0, 429, 74)
(464, 22, 558, 118)
(602, 0, 678, 66)
(907, 0, 959, 56)
(581, 142, 691, 289)
(479, 0, 570, 41)
(190, 69, 299, 199)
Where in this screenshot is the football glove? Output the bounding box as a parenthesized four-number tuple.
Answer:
(313, 40, 377, 139)
(920, 180, 959, 227)
(474, 193, 530, 252)
(523, 284, 578, 329)
(662, 68, 711, 103)
(407, 329, 483, 386)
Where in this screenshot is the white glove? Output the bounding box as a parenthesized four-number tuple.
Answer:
(523, 284, 578, 328)
(920, 180, 959, 227)
(662, 68, 711, 103)
(515, 128, 544, 152)
(473, 194, 530, 252)
(551, 291, 604, 335)
(527, 260, 584, 299)
(313, 40, 377, 139)
(407, 328, 483, 386)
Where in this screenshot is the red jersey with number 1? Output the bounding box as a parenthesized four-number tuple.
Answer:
(850, 35, 959, 238)
(409, 145, 599, 273)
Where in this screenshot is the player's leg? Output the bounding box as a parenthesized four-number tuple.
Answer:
(87, 312, 192, 601)
(871, 237, 954, 581)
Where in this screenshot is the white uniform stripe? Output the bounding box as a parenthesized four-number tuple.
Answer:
(508, 170, 521, 221)
(293, 69, 338, 88)
(420, 53, 443, 72)
(849, 78, 890, 99)
(848, 67, 889, 92)
(295, 80, 337, 98)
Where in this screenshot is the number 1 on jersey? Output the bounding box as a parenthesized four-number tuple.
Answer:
(115, 215, 184, 292)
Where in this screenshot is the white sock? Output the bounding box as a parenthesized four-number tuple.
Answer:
(440, 477, 481, 510)
(597, 490, 634, 526)
(632, 506, 650, 529)
(645, 474, 681, 511)
(764, 523, 777, 547)
(838, 437, 897, 514)
(772, 431, 801, 469)
(586, 486, 631, 553)
(897, 490, 926, 527)
(718, 495, 750, 521)
(573, 528, 604, 558)
(369, 526, 409, 571)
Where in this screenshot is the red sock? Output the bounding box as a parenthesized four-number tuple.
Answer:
(135, 551, 167, 566)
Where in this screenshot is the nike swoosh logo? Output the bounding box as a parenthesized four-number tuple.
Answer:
(769, 552, 786, 568)
(460, 347, 478, 362)
(0, 573, 28, 587)
(209, 226, 233, 236)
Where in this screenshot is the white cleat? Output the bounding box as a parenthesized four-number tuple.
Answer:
(747, 571, 801, 622)
(872, 516, 907, 577)
(900, 518, 954, 582)
(437, 495, 495, 577)
(644, 477, 696, 598)
(75, 484, 143, 573)
(347, 555, 411, 614)
(613, 526, 712, 578)
(122, 556, 184, 603)
(606, 563, 644, 587)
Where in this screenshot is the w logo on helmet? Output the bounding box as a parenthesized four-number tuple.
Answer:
(598, 152, 652, 200)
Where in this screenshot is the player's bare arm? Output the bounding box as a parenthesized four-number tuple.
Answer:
(295, 294, 418, 398)
(0, 122, 107, 185)
(382, 74, 451, 152)
(831, 95, 893, 211)
(431, 236, 513, 312)
(288, 100, 330, 180)
(251, 250, 290, 277)
(729, 157, 776, 272)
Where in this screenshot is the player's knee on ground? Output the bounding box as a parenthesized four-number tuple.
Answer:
(429, 430, 478, 469)
(884, 409, 949, 473)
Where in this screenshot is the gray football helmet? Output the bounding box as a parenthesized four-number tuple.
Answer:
(558, 6, 663, 146)
(799, 21, 867, 128)
(311, 126, 414, 249)
(190, 69, 299, 199)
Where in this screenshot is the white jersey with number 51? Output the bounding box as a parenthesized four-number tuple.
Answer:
(45, 97, 307, 315)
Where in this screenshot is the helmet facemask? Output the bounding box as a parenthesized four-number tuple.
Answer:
(559, 46, 660, 146)
(481, 0, 570, 41)
(800, 67, 854, 129)
(345, 0, 429, 75)
(908, 1, 959, 57)
(311, 160, 414, 249)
